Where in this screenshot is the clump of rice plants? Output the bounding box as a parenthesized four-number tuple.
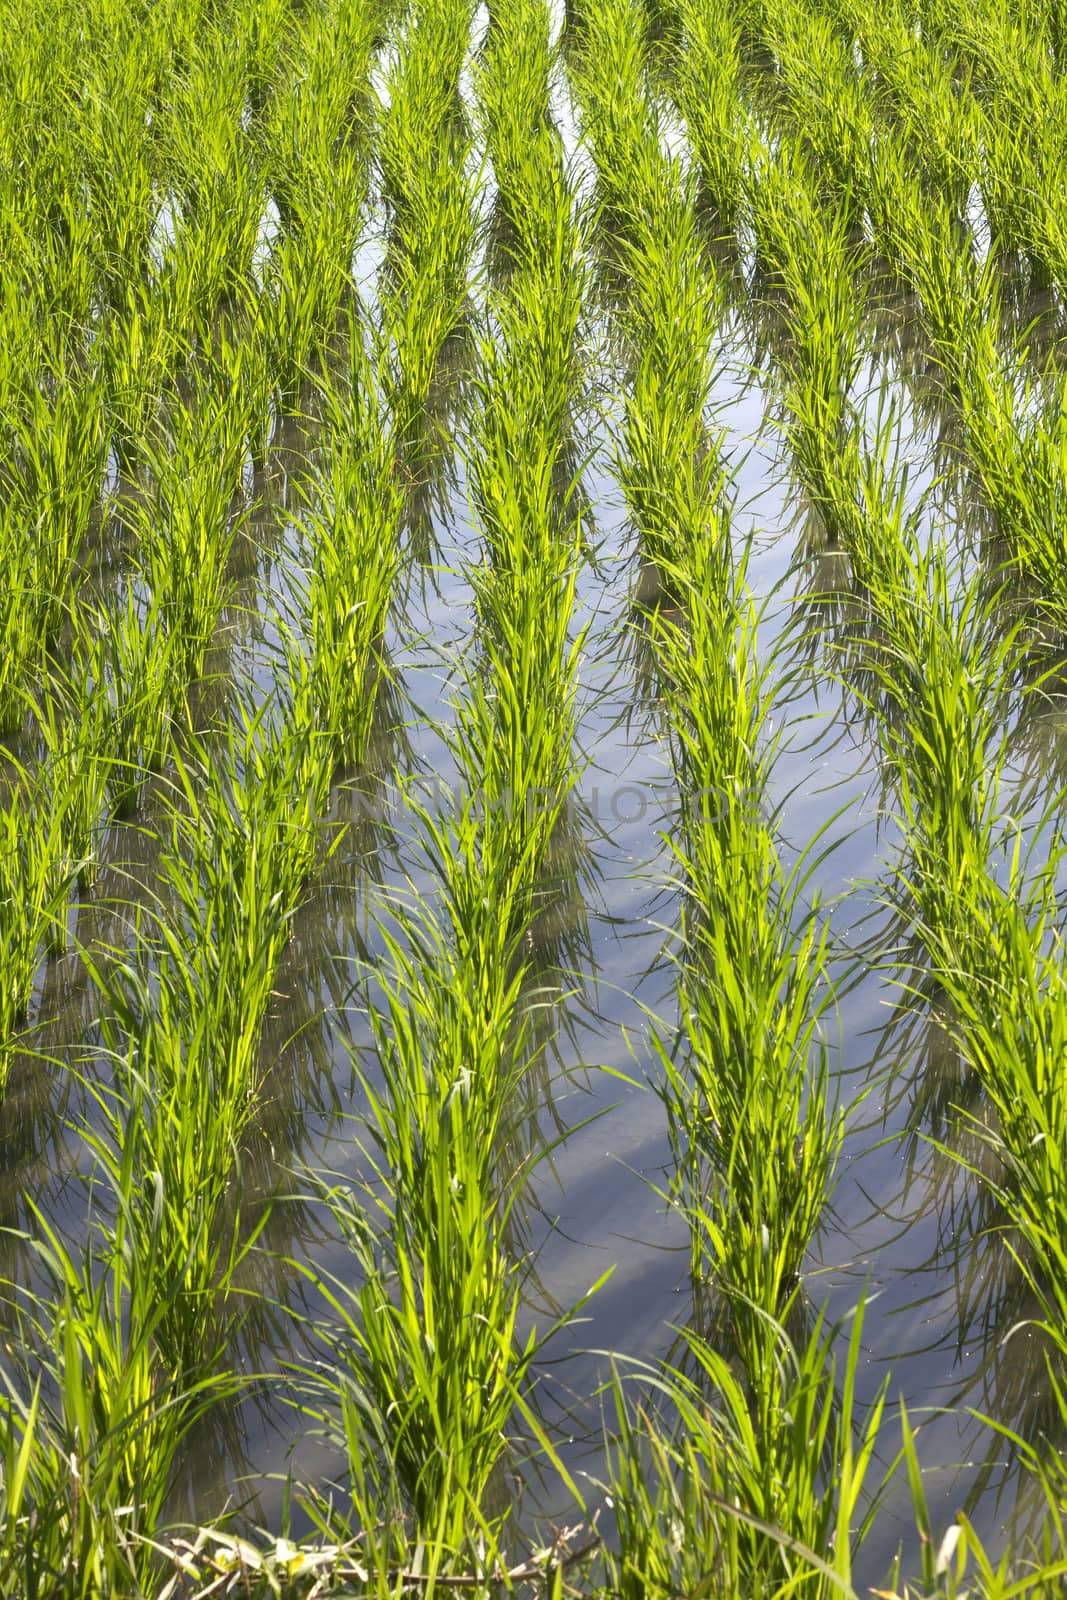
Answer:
(651, 550, 843, 1315)
(568, 0, 671, 245)
(74, 587, 182, 814)
(0, 1182, 235, 1596)
(758, 0, 875, 227)
(295, 348, 404, 772)
(79, 667, 332, 1372)
(603, 1302, 888, 1600)
(155, 20, 266, 334)
(0, 348, 107, 733)
(130, 384, 251, 695)
(376, 0, 478, 453)
(254, 0, 377, 402)
(665, 0, 749, 236)
(0, 771, 72, 1089)
(745, 137, 867, 509)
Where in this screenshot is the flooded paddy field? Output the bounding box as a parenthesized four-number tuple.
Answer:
(4, 0, 1067, 1590)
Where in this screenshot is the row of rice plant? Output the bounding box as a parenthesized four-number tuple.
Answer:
(281, 53, 595, 1565)
(562, 12, 900, 1596)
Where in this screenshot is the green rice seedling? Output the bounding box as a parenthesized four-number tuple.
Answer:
(578, 47, 723, 541)
(244, 0, 295, 126)
(746, 143, 867, 519)
(615, 221, 727, 582)
(196, 314, 277, 494)
(293, 886, 602, 1564)
(473, 0, 588, 436)
(890, 841, 1067, 1364)
(448, 566, 583, 944)
(603, 1300, 888, 1600)
(295, 355, 404, 771)
(255, 0, 377, 402)
(667, 0, 749, 236)
(377, 0, 473, 215)
(0, 1187, 235, 1597)
(0, 517, 39, 739)
(27, 671, 111, 920)
(974, 109, 1038, 267)
(156, 25, 266, 333)
(74, 588, 180, 815)
(475, 0, 575, 277)
(858, 552, 1019, 938)
(852, 0, 979, 211)
(132, 386, 250, 693)
(569, 0, 669, 243)
(650, 548, 844, 1306)
(101, 282, 183, 478)
(0, 340, 106, 733)
(0, 770, 72, 1091)
(380, 150, 479, 452)
(297, 1012, 539, 1554)
(468, 283, 586, 570)
(879, 193, 994, 399)
(0, 236, 43, 435)
(759, 0, 875, 225)
(11, 351, 107, 644)
(81, 673, 331, 1368)
(749, 137, 867, 349)
(0, 74, 98, 343)
(961, 363, 1067, 629)
(373, 0, 479, 447)
(74, 25, 164, 309)
(77, 982, 269, 1377)
(154, 689, 331, 1107)
(258, 0, 376, 238)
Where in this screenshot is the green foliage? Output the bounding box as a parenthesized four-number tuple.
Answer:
(8, 0, 1067, 1589)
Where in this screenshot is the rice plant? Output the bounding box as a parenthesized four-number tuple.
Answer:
(74, 588, 182, 815)
(0, 1184, 235, 1596)
(603, 1301, 888, 1600)
(80, 669, 331, 1372)
(295, 350, 404, 771)
(131, 384, 250, 694)
(666, 0, 749, 236)
(254, 0, 377, 402)
(156, 22, 266, 332)
(0, 770, 72, 1090)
